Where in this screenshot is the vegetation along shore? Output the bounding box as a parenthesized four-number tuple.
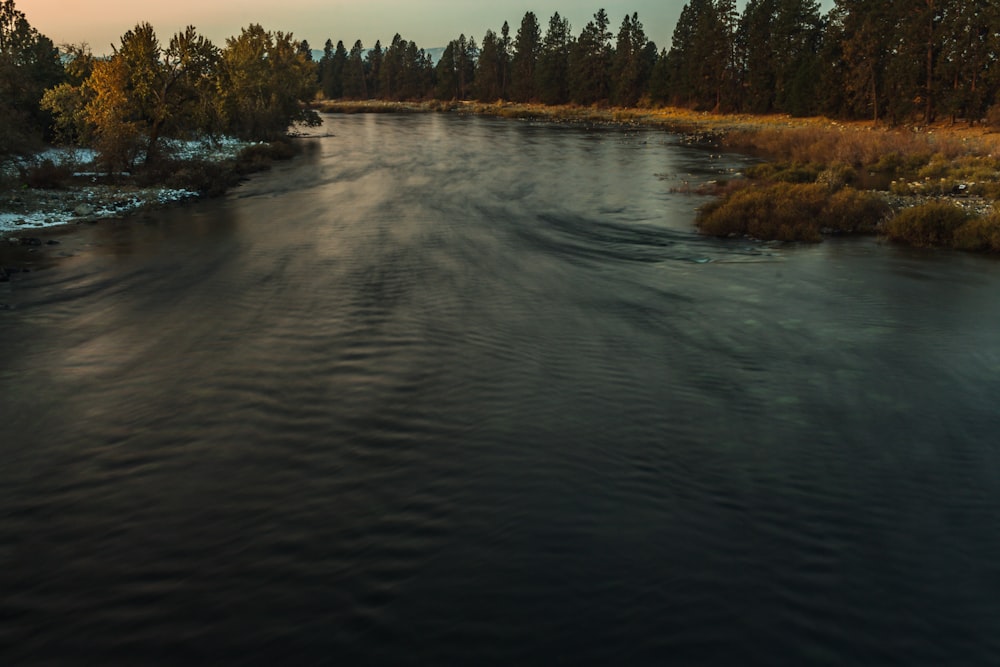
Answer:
(4, 0, 1000, 253)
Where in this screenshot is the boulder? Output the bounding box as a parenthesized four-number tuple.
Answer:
(74, 203, 95, 217)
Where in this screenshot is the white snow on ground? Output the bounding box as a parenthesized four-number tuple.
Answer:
(162, 136, 258, 162)
(1, 136, 255, 235)
(0, 188, 198, 233)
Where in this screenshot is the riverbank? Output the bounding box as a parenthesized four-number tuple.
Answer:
(0, 139, 304, 238)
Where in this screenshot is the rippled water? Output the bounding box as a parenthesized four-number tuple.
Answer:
(2, 114, 1000, 665)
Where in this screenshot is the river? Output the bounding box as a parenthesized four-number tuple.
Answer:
(2, 114, 999, 665)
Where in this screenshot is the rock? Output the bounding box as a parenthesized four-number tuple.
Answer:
(19, 237, 42, 246)
(74, 203, 95, 217)
(46, 239, 60, 245)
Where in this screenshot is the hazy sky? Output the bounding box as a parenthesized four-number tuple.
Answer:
(19, 0, 834, 55)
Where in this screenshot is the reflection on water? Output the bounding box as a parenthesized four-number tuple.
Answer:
(1, 114, 1000, 666)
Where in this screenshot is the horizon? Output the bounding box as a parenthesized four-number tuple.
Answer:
(18, 0, 834, 56)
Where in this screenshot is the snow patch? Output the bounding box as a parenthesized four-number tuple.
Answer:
(1, 136, 253, 235)
(0, 188, 198, 234)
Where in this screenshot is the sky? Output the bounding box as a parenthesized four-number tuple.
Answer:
(18, 0, 834, 56)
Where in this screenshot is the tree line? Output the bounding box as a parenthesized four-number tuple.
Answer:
(6, 0, 1000, 166)
(313, 9, 657, 108)
(315, 0, 1000, 126)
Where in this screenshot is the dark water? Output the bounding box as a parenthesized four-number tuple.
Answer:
(2, 114, 1000, 665)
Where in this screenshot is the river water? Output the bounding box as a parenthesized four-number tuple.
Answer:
(2, 114, 999, 665)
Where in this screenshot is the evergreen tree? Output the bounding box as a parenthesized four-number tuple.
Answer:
(663, 0, 737, 110)
(736, 0, 822, 115)
(0, 0, 63, 154)
(536, 12, 572, 105)
(510, 11, 541, 102)
(936, 0, 1000, 122)
(381, 34, 405, 100)
(435, 41, 457, 99)
(647, 48, 670, 104)
(436, 35, 476, 100)
(569, 9, 613, 104)
(474, 29, 503, 101)
(366, 40, 383, 98)
(736, 0, 778, 113)
(499, 21, 512, 99)
(297, 39, 312, 61)
(610, 12, 655, 107)
(833, 0, 896, 123)
(343, 39, 368, 99)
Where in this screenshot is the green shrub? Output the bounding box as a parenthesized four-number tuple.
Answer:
(884, 202, 971, 247)
(697, 183, 888, 242)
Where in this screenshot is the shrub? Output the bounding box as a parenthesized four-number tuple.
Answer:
(824, 188, 890, 233)
(884, 202, 971, 247)
(21, 159, 73, 189)
(697, 183, 888, 242)
(953, 214, 1000, 252)
(235, 140, 300, 174)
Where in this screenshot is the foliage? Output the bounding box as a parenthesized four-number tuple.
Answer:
(0, 0, 63, 155)
(697, 182, 889, 241)
(510, 11, 541, 102)
(215, 24, 320, 140)
(884, 202, 971, 247)
(952, 213, 1000, 252)
(535, 13, 571, 105)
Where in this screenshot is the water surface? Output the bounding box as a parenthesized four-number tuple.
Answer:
(2, 114, 999, 665)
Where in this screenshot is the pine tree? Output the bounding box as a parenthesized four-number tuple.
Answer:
(536, 12, 572, 105)
(834, 0, 896, 123)
(0, 0, 63, 154)
(569, 9, 613, 104)
(343, 39, 368, 99)
(366, 40, 383, 98)
(500, 21, 512, 99)
(475, 29, 503, 101)
(610, 13, 654, 107)
(510, 11, 541, 102)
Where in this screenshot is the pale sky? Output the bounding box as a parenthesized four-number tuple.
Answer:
(18, 0, 834, 56)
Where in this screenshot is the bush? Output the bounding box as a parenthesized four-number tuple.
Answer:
(953, 214, 1000, 252)
(236, 141, 300, 174)
(697, 183, 888, 242)
(884, 202, 971, 247)
(21, 159, 73, 189)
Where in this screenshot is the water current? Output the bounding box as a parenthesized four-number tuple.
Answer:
(2, 114, 999, 665)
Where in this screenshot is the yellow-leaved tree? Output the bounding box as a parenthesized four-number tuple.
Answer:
(215, 24, 319, 141)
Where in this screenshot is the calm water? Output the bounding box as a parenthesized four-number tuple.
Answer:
(2, 114, 1000, 665)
